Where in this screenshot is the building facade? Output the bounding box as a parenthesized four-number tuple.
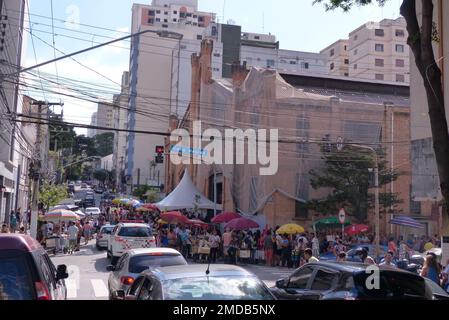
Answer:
(320, 39, 349, 77)
(95, 103, 115, 136)
(166, 39, 436, 237)
(87, 112, 97, 138)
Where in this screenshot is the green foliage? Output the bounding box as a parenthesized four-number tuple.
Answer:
(94, 133, 114, 157)
(39, 182, 68, 211)
(313, 0, 387, 12)
(93, 169, 110, 183)
(305, 145, 402, 222)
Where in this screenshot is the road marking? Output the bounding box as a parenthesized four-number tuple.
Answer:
(65, 279, 78, 299)
(91, 279, 109, 297)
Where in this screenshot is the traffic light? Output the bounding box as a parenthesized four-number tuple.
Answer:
(155, 145, 164, 164)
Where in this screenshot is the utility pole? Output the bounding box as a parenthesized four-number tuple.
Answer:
(374, 159, 380, 259)
(29, 100, 63, 239)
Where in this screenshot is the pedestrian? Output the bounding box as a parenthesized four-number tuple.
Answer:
(222, 228, 232, 260)
(83, 221, 92, 245)
(274, 232, 283, 267)
(263, 230, 274, 266)
(209, 229, 221, 263)
(9, 211, 17, 233)
(67, 222, 79, 254)
(303, 248, 319, 263)
(311, 233, 320, 258)
(280, 234, 291, 267)
(388, 237, 397, 257)
(356, 247, 376, 265)
(421, 254, 441, 285)
(333, 239, 346, 258)
(227, 234, 239, 265)
(337, 251, 347, 262)
(379, 251, 397, 268)
(1, 223, 9, 233)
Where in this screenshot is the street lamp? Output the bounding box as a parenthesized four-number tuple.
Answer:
(348, 144, 380, 259)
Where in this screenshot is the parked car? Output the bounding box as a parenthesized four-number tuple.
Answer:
(96, 224, 115, 250)
(94, 186, 104, 194)
(107, 248, 187, 300)
(320, 244, 388, 262)
(271, 261, 433, 300)
(0, 234, 69, 300)
(81, 183, 87, 189)
(108, 223, 156, 264)
(85, 207, 101, 216)
(113, 264, 276, 300)
(83, 194, 96, 207)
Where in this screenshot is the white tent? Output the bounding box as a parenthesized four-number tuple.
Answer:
(156, 169, 222, 211)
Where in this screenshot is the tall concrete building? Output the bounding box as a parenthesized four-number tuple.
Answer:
(95, 102, 115, 135)
(87, 112, 97, 138)
(0, 0, 28, 223)
(322, 17, 409, 84)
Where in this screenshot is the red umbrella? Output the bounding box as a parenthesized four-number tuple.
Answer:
(160, 211, 189, 224)
(211, 212, 241, 224)
(345, 224, 369, 236)
(186, 219, 209, 229)
(224, 217, 259, 231)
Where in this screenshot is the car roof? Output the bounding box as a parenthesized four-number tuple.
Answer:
(86, 207, 100, 210)
(307, 261, 420, 275)
(141, 264, 255, 281)
(0, 234, 43, 252)
(127, 248, 182, 256)
(118, 223, 149, 227)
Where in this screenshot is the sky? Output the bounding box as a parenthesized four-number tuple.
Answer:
(23, 0, 403, 135)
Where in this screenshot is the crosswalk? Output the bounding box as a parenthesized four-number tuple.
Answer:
(65, 278, 109, 299)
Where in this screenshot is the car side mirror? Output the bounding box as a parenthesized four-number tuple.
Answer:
(56, 264, 69, 281)
(275, 279, 287, 288)
(106, 265, 115, 271)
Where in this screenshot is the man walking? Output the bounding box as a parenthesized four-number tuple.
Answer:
(209, 230, 221, 263)
(67, 222, 79, 254)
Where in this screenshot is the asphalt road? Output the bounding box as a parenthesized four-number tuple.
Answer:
(50, 241, 294, 300)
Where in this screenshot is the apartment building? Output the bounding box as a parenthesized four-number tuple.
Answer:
(320, 39, 349, 77)
(87, 112, 97, 138)
(95, 102, 115, 136)
(349, 17, 409, 83)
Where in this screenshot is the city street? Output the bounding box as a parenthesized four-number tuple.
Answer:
(50, 242, 292, 300)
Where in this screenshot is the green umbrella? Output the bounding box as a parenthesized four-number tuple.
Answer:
(312, 216, 351, 228)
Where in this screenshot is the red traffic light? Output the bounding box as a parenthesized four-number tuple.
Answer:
(155, 146, 164, 154)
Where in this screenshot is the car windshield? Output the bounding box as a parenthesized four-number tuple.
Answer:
(129, 254, 187, 273)
(0, 254, 34, 300)
(118, 227, 152, 237)
(162, 276, 274, 300)
(354, 271, 428, 299)
(101, 227, 114, 234)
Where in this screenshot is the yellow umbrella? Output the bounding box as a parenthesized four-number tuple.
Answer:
(276, 223, 305, 235)
(111, 199, 121, 204)
(158, 219, 168, 224)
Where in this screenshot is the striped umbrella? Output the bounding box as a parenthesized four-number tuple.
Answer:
(44, 209, 80, 222)
(389, 215, 425, 229)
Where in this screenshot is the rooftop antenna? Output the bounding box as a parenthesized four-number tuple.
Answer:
(222, 0, 226, 24)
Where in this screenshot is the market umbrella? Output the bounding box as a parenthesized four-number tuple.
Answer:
(74, 210, 86, 218)
(389, 215, 425, 229)
(142, 203, 158, 210)
(136, 206, 152, 212)
(186, 219, 209, 229)
(344, 224, 369, 236)
(312, 216, 351, 228)
(129, 199, 142, 208)
(211, 212, 241, 224)
(160, 211, 189, 224)
(44, 209, 80, 222)
(224, 217, 259, 231)
(276, 223, 305, 235)
(158, 219, 168, 225)
(111, 198, 121, 204)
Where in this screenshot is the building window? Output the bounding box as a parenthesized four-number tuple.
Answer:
(410, 186, 421, 214)
(148, 10, 155, 16)
(344, 59, 349, 65)
(155, 18, 161, 22)
(198, 16, 204, 22)
(173, 18, 177, 22)
(375, 73, 384, 80)
(266, 59, 275, 68)
(375, 58, 384, 67)
(213, 67, 220, 72)
(193, 22, 198, 26)
(193, 15, 197, 18)
(254, 35, 260, 40)
(162, 24, 168, 28)
(296, 118, 310, 153)
(344, 45, 347, 51)
(330, 48, 334, 57)
(173, 10, 177, 14)
(396, 74, 405, 82)
(164, 18, 168, 22)
(375, 44, 384, 52)
(301, 62, 309, 69)
(148, 18, 154, 24)
(396, 59, 405, 67)
(213, 53, 221, 57)
(290, 61, 297, 65)
(197, 35, 203, 40)
(180, 12, 186, 18)
(354, 49, 357, 55)
(186, 13, 192, 17)
(164, 11, 168, 15)
(156, 10, 161, 14)
(395, 29, 405, 37)
(330, 63, 334, 70)
(354, 64, 357, 69)
(375, 28, 385, 36)
(180, 45, 187, 49)
(396, 44, 405, 52)
(344, 72, 349, 76)
(280, 59, 287, 64)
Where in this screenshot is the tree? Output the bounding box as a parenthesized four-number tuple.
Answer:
(39, 182, 68, 211)
(93, 169, 109, 184)
(94, 133, 114, 157)
(305, 145, 402, 222)
(313, 0, 449, 229)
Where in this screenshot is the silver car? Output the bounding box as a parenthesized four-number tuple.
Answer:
(107, 248, 187, 300)
(96, 224, 115, 250)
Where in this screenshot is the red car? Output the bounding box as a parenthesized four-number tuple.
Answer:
(0, 234, 68, 300)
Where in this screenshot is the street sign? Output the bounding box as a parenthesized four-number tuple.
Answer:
(336, 136, 344, 151)
(338, 208, 346, 224)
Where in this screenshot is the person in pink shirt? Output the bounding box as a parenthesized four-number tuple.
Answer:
(83, 221, 93, 245)
(388, 237, 397, 257)
(222, 228, 232, 258)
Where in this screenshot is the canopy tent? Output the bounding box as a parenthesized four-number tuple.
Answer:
(155, 169, 222, 211)
(312, 216, 351, 229)
(389, 215, 425, 229)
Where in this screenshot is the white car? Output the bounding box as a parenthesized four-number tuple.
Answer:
(96, 224, 115, 250)
(107, 223, 156, 264)
(85, 207, 101, 216)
